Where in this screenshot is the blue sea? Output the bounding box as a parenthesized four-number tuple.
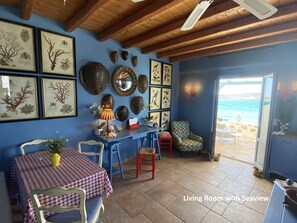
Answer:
(217, 98, 260, 124)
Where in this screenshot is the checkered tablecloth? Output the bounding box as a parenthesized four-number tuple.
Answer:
(10, 146, 113, 223)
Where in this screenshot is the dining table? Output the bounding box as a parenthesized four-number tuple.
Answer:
(10, 146, 113, 223)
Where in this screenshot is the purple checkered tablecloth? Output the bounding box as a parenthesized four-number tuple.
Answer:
(10, 146, 113, 223)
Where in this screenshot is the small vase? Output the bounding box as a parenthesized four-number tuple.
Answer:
(50, 153, 60, 167)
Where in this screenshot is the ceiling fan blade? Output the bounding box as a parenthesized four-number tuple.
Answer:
(233, 0, 278, 20)
(181, 0, 214, 31)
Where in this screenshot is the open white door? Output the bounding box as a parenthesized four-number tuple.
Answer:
(254, 74, 275, 171)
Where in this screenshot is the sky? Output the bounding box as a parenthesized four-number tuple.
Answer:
(219, 78, 263, 95)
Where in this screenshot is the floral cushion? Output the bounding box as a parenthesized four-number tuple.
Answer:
(171, 121, 203, 152)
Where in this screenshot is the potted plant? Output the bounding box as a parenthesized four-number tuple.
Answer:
(46, 131, 68, 167)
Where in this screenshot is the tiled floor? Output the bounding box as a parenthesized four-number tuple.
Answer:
(102, 151, 273, 223)
(11, 151, 273, 223)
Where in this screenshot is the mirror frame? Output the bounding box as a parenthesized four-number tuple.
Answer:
(112, 66, 137, 96)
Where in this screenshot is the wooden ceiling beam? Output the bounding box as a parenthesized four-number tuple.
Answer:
(21, 0, 36, 20)
(158, 20, 297, 58)
(169, 31, 297, 62)
(142, 3, 297, 54)
(122, 0, 238, 48)
(65, 0, 109, 32)
(98, 0, 185, 42)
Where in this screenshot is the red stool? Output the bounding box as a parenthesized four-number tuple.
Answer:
(158, 132, 172, 153)
(136, 147, 156, 179)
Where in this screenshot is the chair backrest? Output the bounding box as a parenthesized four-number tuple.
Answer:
(77, 140, 104, 167)
(171, 121, 190, 138)
(20, 139, 48, 156)
(30, 187, 86, 223)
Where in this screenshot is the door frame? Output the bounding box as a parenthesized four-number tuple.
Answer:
(209, 76, 220, 160)
(210, 74, 277, 172)
(257, 73, 277, 177)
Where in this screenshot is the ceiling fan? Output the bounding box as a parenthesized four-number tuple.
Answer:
(132, 0, 278, 31)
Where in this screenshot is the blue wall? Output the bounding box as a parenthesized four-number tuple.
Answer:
(0, 5, 179, 173)
(179, 42, 297, 151)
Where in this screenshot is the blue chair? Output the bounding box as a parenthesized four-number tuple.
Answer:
(105, 142, 124, 184)
(30, 187, 104, 223)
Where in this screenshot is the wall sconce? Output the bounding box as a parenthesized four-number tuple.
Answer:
(184, 82, 201, 97)
(291, 81, 297, 92)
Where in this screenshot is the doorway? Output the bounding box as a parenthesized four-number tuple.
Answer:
(214, 77, 263, 164)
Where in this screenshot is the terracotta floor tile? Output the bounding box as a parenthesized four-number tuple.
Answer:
(264, 181, 274, 194)
(167, 191, 208, 223)
(254, 179, 269, 191)
(102, 198, 133, 223)
(175, 175, 207, 193)
(209, 177, 224, 186)
(116, 190, 153, 218)
(244, 188, 270, 214)
(158, 167, 184, 181)
(218, 178, 253, 197)
(202, 211, 232, 223)
(195, 190, 217, 209)
(129, 214, 152, 223)
(211, 201, 229, 215)
(195, 171, 215, 183)
(223, 201, 264, 223)
(143, 203, 182, 223)
(157, 179, 186, 197)
(201, 184, 234, 204)
(145, 186, 177, 207)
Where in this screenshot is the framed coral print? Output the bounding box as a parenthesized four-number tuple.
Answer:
(42, 77, 77, 119)
(161, 88, 171, 109)
(162, 62, 172, 86)
(149, 111, 160, 127)
(39, 29, 76, 76)
(161, 111, 170, 130)
(0, 19, 37, 72)
(149, 87, 161, 110)
(0, 74, 39, 123)
(150, 59, 161, 85)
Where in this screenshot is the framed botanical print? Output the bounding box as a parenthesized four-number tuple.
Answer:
(149, 112, 160, 127)
(42, 77, 77, 119)
(0, 19, 37, 72)
(0, 74, 39, 122)
(150, 59, 161, 85)
(162, 62, 172, 86)
(149, 87, 161, 110)
(161, 88, 171, 109)
(39, 29, 76, 76)
(161, 111, 170, 130)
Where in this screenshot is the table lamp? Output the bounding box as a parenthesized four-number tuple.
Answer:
(99, 104, 115, 134)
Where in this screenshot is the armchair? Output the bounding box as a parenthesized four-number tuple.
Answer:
(171, 121, 203, 154)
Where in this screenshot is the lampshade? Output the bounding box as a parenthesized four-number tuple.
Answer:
(100, 108, 115, 121)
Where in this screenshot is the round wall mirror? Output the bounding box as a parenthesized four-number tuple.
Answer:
(112, 66, 137, 96)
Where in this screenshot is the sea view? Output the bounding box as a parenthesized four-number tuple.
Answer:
(217, 98, 260, 124)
